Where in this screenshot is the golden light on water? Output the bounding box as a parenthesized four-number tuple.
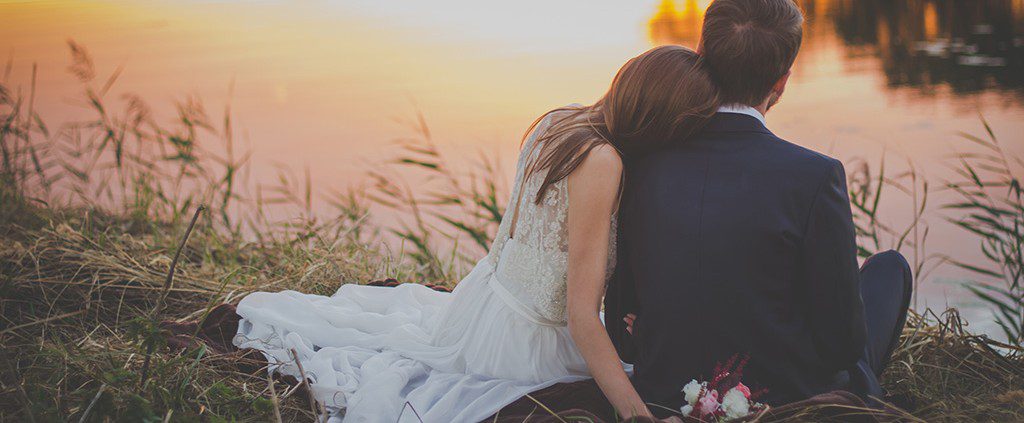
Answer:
(924, 2, 940, 40)
(647, 0, 711, 47)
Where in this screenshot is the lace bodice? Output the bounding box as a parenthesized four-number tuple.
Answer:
(486, 108, 617, 325)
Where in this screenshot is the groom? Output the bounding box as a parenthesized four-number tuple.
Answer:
(604, 0, 913, 414)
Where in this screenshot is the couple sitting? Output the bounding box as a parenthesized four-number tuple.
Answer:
(231, 0, 913, 421)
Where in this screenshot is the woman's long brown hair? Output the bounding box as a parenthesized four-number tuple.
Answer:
(522, 45, 719, 204)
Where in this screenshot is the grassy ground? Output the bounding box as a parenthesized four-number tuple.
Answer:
(1, 191, 1023, 422)
(0, 197, 394, 422)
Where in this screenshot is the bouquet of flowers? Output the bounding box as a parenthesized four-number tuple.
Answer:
(678, 354, 768, 422)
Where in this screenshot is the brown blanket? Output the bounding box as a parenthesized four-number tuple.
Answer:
(163, 303, 894, 423)
(489, 380, 885, 422)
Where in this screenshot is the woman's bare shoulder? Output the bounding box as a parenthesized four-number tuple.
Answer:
(580, 144, 623, 175)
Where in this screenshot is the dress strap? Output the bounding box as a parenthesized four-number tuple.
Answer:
(507, 119, 548, 239)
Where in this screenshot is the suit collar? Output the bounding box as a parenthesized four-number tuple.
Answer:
(702, 112, 774, 136)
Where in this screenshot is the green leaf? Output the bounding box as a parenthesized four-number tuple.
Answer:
(951, 259, 1004, 278)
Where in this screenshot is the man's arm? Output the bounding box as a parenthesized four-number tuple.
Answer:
(801, 158, 867, 371)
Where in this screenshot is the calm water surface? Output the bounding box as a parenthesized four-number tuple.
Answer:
(3, 0, 1024, 333)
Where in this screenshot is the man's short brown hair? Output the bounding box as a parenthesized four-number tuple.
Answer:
(699, 0, 804, 106)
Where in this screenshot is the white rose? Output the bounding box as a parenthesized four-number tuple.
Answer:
(722, 387, 751, 419)
(682, 380, 703, 406)
(679, 404, 694, 416)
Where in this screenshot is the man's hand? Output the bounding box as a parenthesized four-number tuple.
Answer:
(661, 416, 685, 423)
(623, 313, 637, 335)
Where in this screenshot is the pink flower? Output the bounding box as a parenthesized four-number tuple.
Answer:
(734, 382, 751, 399)
(698, 390, 721, 416)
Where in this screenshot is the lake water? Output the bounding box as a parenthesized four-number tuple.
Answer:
(3, 0, 1023, 336)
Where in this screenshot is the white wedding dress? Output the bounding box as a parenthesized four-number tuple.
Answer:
(234, 109, 617, 422)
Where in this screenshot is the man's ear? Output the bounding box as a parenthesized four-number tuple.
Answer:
(772, 70, 792, 97)
(765, 70, 792, 111)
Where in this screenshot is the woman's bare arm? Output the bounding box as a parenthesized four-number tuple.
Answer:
(566, 144, 652, 419)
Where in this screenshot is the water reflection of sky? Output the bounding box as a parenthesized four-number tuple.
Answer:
(2, 0, 1023, 335)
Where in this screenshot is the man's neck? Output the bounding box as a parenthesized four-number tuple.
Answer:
(753, 103, 769, 117)
(751, 96, 772, 117)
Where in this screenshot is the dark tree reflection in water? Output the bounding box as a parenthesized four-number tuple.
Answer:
(648, 0, 1024, 102)
(832, 0, 1024, 96)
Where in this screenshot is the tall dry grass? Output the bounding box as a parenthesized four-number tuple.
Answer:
(944, 120, 1024, 345)
(0, 42, 426, 421)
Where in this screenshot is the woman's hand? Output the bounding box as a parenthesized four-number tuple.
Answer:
(566, 144, 653, 419)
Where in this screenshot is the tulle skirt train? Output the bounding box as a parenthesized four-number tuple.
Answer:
(234, 256, 590, 422)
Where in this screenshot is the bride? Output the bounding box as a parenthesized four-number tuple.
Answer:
(234, 45, 719, 422)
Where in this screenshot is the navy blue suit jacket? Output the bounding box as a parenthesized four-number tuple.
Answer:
(605, 113, 867, 410)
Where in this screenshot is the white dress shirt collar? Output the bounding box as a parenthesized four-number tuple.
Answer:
(717, 104, 767, 127)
